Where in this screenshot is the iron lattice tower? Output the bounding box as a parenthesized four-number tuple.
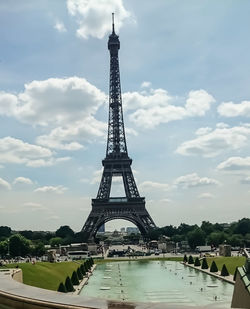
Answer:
(81, 14, 156, 240)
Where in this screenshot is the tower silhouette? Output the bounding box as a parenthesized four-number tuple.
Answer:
(81, 14, 156, 240)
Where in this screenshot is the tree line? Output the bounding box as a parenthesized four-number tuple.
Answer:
(0, 218, 249, 257)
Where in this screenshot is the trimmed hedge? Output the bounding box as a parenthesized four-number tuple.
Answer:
(80, 264, 86, 276)
(71, 270, 79, 285)
(201, 258, 209, 269)
(65, 276, 75, 292)
(57, 282, 67, 293)
(194, 257, 201, 267)
(233, 267, 238, 281)
(221, 264, 229, 276)
(188, 255, 194, 264)
(183, 254, 188, 263)
(77, 267, 83, 280)
(210, 260, 218, 272)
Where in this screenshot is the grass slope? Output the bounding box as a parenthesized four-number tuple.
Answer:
(206, 256, 245, 275)
(1, 262, 81, 291)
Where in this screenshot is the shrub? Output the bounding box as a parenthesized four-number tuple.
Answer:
(80, 264, 86, 276)
(77, 267, 83, 280)
(57, 282, 67, 293)
(90, 257, 94, 266)
(188, 255, 194, 264)
(201, 258, 208, 269)
(194, 257, 201, 266)
(65, 276, 75, 292)
(210, 260, 218, 272)
(71, 270, 79, 285)
(183, 254, 188, 263)
(221, 264, 229, 276)
(233, 267, 238, 281)
(85, 260, 90, 271)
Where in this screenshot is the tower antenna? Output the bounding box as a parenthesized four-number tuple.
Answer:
(112, 12, 115, 33)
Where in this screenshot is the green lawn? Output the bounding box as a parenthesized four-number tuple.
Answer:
(206, 256, 246, 275)
(1, 261, 82, 291)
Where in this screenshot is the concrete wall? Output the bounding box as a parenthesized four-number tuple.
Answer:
(12, 269, 23, 283)
(231, 270, 250, 308)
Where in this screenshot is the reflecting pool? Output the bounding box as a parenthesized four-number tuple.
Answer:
(80, 261, 234, 307)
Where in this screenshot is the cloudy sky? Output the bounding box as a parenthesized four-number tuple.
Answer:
(0, 0, 250, 232)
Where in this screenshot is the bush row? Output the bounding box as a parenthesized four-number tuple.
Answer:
(57, 257, 94, 293)
(183, 254, 229, 276)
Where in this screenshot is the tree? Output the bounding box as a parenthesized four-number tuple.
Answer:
(9, 234, 31, 257)
(201, 221, 214, 235)
(71, 271, 79, 285)
(194, 257, 201, 266)
(32, 242, 46, 257)
(188, 255, 194, 264)
(207, 232, 228, 247)
(56, 226, 74, 239)
(234, 218, 250, 236)
(183, 254, 188, 263)
(49, 237, 63, 247)
(210, 260, 218, 272)
(0, 226, 11, 238)
(65, 276, 74, 292)
(221, 264, 229, 276)
(201, 258, 208, 269)
(228, 234, 244, 247)
(77, 267, 83, 280)
(187, 228, 206, 250)
(0, 240, 8, 257)
(57, 282, 67, 293)
(80, 264, 86, 276)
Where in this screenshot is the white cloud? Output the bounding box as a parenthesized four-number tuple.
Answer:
(22, 202, 46, 211)
(218, 101, 250, 117)
(36, 116, 106, 150)
(174, 173, 219, 188)
(198, 192, 215, 199)
(141, 81, 151, 88)
(90, 169, 103, 184)
(176, 124, 250, 157)
(123, 89, 215, 128)
(217, 156, 250, 171)
(0, 177, 11, 190)
(139, 181, 170, 192)
(0, 136, 66, 167)
(0, 77, 107, 151)
(34, 185, 67, 194)
(67, 0, 131, 39)
(54, 21, 67, 33)
(13, 177, 33, 185)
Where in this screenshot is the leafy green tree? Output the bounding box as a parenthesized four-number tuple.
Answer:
(187, 227, 206, 250)
(201, 258, 208, 269)
(228, 234, 244, 247)
(49, 237, 63, 247)
(0, 240, 8, 257)
(19, 230, 33, 240)
(200, 221, 214, 235)
(56, 226, 74, 239)
(210, 260, 218, 272)
(0, 226, 11, 238)
(9, 234, 31, 257)
(221, 264, 229, 276)
(65, 276, 74, 292)
(71, 271, 79, 285)
(234, 218, 250, 236)
(32, 242, 46, 256)
(57, 282, 67, 293)
(77, 267, 83, 280)
(244, 233, 250, 247)
(188, 255, 194, 264)
(207, 232, 228, 247)
(194, 257, 201, 266)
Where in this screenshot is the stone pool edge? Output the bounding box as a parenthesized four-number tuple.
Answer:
(74, 264, 97, 295)
(182, 262, 235, 285)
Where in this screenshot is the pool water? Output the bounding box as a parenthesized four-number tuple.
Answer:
(80, 261, 234, 307)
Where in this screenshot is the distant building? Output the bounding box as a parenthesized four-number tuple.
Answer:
(126, 227, 139, 234)
(120, 227, 126, 233)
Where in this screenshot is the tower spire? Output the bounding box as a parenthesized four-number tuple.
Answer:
(112, 12, 115, 34)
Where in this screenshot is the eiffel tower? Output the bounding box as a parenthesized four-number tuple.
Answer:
(81, 14, 156, 241)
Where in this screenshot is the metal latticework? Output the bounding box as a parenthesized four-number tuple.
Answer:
(81, 15, 156, 240)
